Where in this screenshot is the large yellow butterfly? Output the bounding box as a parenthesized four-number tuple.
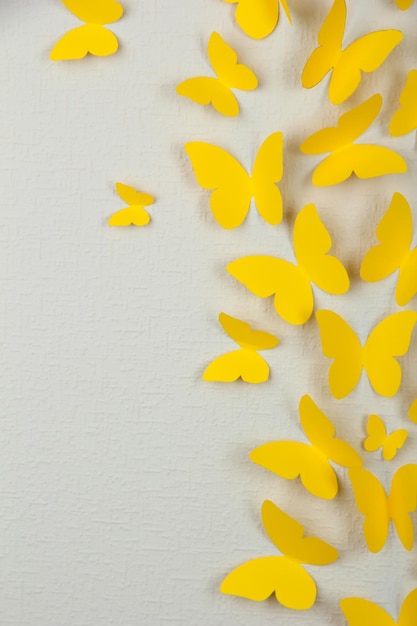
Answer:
(302, 0, 403, 105)
(108, 183, 154, 227)
(300, 94, 407, 186)
(185, 132, 283, 229)
(349, 465, 417, 553)
(364, 415, 408, 461)
(360, 193, 417, 306)
(202, 313, 279, 383)
(341, 588, 417, 626)
(220, 500, 338, 609)
(222, 0, 292, 40)
(396, 0, 414, 8)
(227, 203, 349, 325)
(176, 32, 258, 117)
(389, 70, 417, 136)
(316, 310, 417, 399)
(50, 0, 123, 61)
(250, 395, 362, 500)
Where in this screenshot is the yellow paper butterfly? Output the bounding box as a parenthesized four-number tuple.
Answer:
(316, 310, 417, 399)
(302, 0, 403, 105)
(176, 32, 258, 117)
(202, 313, 279, 383)
(300, 94, 407, 186)
(360, 193, 417, 306)
(185, 133, 283, 229)
(50, 0, 123, 61)
(227, 203, 349, 325)
(364, 415, 408, 461)
(222, 0, 292, 40)
(250, 395, 362, 500)
(389, 70, 417, 136)
(341, 588, 417, 626)
(408, 398, 417, 424)
(108, 183, 154, 227)
(349, 464, 417, 552)
(220, 500, 338, 609)
(396, 0, 414, 8)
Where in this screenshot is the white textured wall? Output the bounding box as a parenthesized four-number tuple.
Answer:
(0, 1, 416, 624)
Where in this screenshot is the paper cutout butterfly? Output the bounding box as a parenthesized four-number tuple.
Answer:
(409, 398, 417, 424)
(227, 204, 349, 325)
(302, 0, 403, 105)
(349, 464, 417, 552)
(220, 500, 338, 609)
(222, 0, 292, 40)
(396, 0, 414, 8)
(50, 0, 123, 61)
(185, 132, 283, 229)
(316, 310, 417, 399)
(341, 588, 417, 626)
(360, 193, 417, 306)
(108, 183, 154, 226)
(363, 415, 408, 461)
(250, 395, 362, 500)
(300, 94, 407, 186)
(202, 313, 279, 384)
(176, 32, 258, 117)
(390, 70, 417, 136)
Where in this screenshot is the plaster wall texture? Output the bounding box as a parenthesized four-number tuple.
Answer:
(0, 1, 416, 624)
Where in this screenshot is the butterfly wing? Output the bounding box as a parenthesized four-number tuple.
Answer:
(251, 132, 284, 225)
(397, 249, 417, 306)
(250, 441, 339, 499)
(390, 463, 417, 551)
(176, 77, 240, 117)
(364, 415, 386, 453)
(227, 256, 313, 325)
(208, 32, 258, 91)
(300, 395, 362, 469)
(218, 313, 279, 350)
(349, 468, 390, 553)
(340, 598, 396, 626)
(202, 349, 270, 383)
(61, 0, 124, 24)
(363, 311, 417, 397)
(185, 142, 251, 228)
(220, 556, 317, 609)
(396, 0, 414, 9)
(302, 0, 346, 89)
(108, 207, 150, 226)
(315, 310, 363, 399)
(50, 24, 119, 60)
(390, 70, 417, 136)
(115, 183, 154, 207)
(262, 500, 339, 565)
(329, 30, 403, 105)
(408, 398, 417, 424)
(360, 192, 412, 285)
(223, 0, 288, 40)
(383, 430, 408, 461)
(293, 204, 350, 294)
(399, 589, 417, 625)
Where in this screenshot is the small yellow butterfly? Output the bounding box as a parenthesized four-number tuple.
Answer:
(341, 588, 417, 626)
(300, 94, 407, 186)
(108, 183, 154, 227)
(302, 0, 403, 105)
(360, 193, 417, 306)
(349, 464, 417, 552)
(316, 310, 417, 399)
(363, 415, 408, 461)
(250, 395, 362, 500)
(50, 0, 123, 61)
(222, 0, 292, 40)
(396, 0, 414, 8)
(227, 203, 349, 325)
(202, 313, 279, 384)
(185, 132, 283, 229)
(176, 32, 258, 117)
(389, 70, 417, 136)
(220, 500, 338, 609)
